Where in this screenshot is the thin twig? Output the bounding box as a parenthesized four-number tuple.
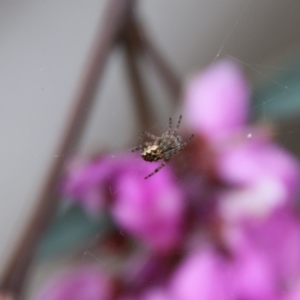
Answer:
(0, 0, 135, 298)
(123, 21, 153, 131)
(129, 15, 182, 101)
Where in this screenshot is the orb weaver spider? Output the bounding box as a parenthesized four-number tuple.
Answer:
(132, 115, 194, 179)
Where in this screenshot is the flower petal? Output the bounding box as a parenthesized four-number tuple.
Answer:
(245, 211, 300, 283)
(141, 288, 169, 300)
(224, 227, 277, 299)
(169, 250, 231, 300)
(35, 267, 112, 300)
(111, 167, 184, 252)
(217, 135, 300, 220)
(184, 60, 250, 142)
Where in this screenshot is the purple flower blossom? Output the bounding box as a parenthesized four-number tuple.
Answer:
(35, 267, 113, 300)
(224, 226, 278, 299)
(110, 162, 184, 252)
(63, 157, 109, 214)
(169, 249, 230, 300)
(243, 211, 300, 287)
(63, 154, 184, 252)
(223, 209, 300, 298)
(168, 245, 276, 299)
(217, 134, 300, 221)
(183, 60, 300, 221)
(140, 288, 169, 300)
(184, 60, 250, 143)
(284, 284, 300, 300)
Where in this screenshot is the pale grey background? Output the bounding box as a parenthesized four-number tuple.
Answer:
(1, 0, 300, 296)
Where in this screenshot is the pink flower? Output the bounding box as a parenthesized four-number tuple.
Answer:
(217, 134, 300, 221)
(183, 60, 300, 221)
(184, 60, 250, 143)
(169, 249, 230, 300)
(35, 267, 113, 300)
(63, 154, 184, 252)
(167, 220, 300, 299)
(111, 163, 184, 252)
(63, 157, 120, 214)
(168, 242, 278, 299)
(284, 283, 300, 300)
(224, 227, 278, 299)
(177, 60, 300, 298)
(218, 208, 300, 298)
(243, 211, 300, 286)
(140, 288, 169, 300)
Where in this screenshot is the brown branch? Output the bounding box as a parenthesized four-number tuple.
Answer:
(128, 15, 182, 102)
(123, 24, 154, 131)
(0, 0, 135, 298)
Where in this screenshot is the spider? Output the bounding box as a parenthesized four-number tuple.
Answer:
(132, 115, 194, 179)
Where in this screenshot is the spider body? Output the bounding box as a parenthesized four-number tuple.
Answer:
(142, 144, 163, 162)
(132, 115, 194, 179)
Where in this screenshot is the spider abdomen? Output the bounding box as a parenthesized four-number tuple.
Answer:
(132, 115, 194, 178)
(141, 144, 163, 162)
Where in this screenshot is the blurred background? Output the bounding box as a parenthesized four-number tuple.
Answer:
(1, 0, 300, 298)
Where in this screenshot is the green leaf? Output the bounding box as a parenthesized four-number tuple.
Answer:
(252, 58, 300, 121)
(37, 204, 111, 259)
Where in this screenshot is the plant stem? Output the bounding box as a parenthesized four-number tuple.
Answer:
(123, 18, 153, 131)
(129, 15, 182, 101)
(0, 0, 135, 298)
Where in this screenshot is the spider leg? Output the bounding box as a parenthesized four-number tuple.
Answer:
(143, 131, 158, 140)
(168, 117, 172, 131)
(132, 141, 151, 152)
(180, 134, 194, 150)
(131, 145, 143, 152)
(175, 115, 182, 133)
(145, 160, 168, 179)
